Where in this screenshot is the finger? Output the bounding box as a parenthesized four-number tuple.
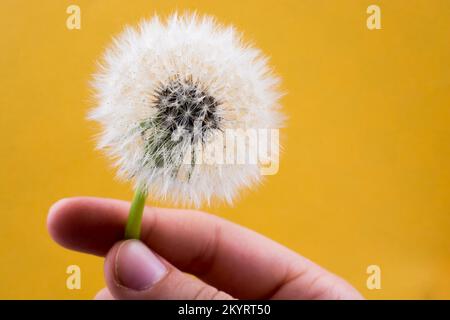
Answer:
(94, 287, 115, 300)
(48, 197, 298, 298)
(48, 197, 362, 299)
(104, 240, 234, 300)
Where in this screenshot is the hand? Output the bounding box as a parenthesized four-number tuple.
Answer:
(47, 197, 363, 300)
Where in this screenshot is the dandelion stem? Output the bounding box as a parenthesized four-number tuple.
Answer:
(124, 186, 148, 239)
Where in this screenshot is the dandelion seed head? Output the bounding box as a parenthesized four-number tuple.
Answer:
(89, 12, 284, 207)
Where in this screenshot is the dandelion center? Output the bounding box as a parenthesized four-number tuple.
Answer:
(153, 77, 220, 136)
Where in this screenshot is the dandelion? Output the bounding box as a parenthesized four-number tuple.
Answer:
(89, 13, 284, 239)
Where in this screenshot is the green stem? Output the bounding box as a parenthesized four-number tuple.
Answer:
(124, 186, 148, 239)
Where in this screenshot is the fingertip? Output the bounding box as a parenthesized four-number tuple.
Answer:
(47, 197, 125, 255)
(47, 198, 79, 245)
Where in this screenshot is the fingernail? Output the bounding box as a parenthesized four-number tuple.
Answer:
(115, 240, 167, 291)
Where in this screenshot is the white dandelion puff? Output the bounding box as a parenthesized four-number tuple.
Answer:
(89, 13, 283, 236)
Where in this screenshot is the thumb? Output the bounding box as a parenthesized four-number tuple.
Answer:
(104, 240, 234, 300)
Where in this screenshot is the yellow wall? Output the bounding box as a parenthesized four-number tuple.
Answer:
(0, 0, 449, 299)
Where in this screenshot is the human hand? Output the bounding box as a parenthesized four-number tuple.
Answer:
(47, 197, 363, 300)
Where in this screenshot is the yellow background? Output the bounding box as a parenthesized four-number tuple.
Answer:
(0, 0, 449, 299)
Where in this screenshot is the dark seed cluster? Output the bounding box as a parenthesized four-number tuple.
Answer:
(139, 77, 221, 170)
(152, 77, 221, 138)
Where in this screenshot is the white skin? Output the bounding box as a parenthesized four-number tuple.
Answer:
(48, 197, 363, 300)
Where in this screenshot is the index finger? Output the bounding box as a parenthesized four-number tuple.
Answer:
(48, 197, 361, 299)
